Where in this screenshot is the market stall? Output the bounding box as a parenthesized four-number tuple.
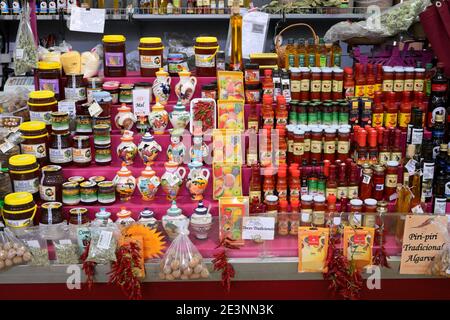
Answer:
(0, 0, 449, 300)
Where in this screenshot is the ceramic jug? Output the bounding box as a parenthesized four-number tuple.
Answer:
(138, 132, 162, 165)
(114, 103, 137, 132)
(186, 161, 210, 201)
(116, 130, 138, 165)
(169, 99, 190, 130)
(174, 70, 197, 105)
(190, 201, 212, 240)
(161, 200, 189, 240)
(152, 68, 171, 105)
(148, 99, 169, 134)
(160, 161, 186, 201)
(166, 129, 186, 165)
(137, 164, 161, 201)
(113, 163, 137, 202)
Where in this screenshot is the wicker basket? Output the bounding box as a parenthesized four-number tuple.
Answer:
(275, 23, 319, 69)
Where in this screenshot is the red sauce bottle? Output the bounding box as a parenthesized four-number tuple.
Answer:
(261, 94, 274, 128)
(275, 95, 288, 128)
(276, 168, 288, 201)
(367, 128, 378, 164)
(344, 67, 355, 98)
(355, 63, 366, 98)
(384, 160, 399, 200)
(359, 164, 373, 200)
(390, 129, 402, 163)
(384, 91, 398, 128)
(249, 164, 262, 204)
(375, 63, 383, 93)
(372, 164, 385, 201)
(365, 63, 376, 98)
(337, 162, 348, 200)
(263, 166, 276, 198)
(371, 91, 384, 127)
(398, 91, 411, 132)
(278, 200, 289, 236)
(289, 199, 300, 235)
(289, 167, 301, 202)
(378, 128, 390, 165)
(348, 163, 359, 199)
(262, 69, 274, 96)
(326, 164, 338, 199)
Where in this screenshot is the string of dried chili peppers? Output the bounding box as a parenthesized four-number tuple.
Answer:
(108, 241, 143, 300)
(80, 241, 96, 291)
(212, 237, 239, 292)
(372, 212, 390, 268)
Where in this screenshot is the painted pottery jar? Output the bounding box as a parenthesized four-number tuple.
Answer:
(138, 132, 162, 165)
(186, 161, 210, 201)
(148, 99, 169, 135)
(162, 200, 189, 240)
(116, 130, 138, 165)
(114, 103, 136, 131)
(152, 68, 171, 105)
(160, 161, 186, 201)
(113, 163, 136, 201)
(190, 201, 212, 240)
(137, 164, 161, 201)
(174, 70, 197, 105)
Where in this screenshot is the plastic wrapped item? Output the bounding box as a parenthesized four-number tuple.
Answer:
(0, 86, 30, 116)
(0, 224, 32, 270)
(165, 33, 195, 71)
(324, 0, 430, 43)
(13, 4, 38, 76)
(20, 227, 50, 266)
(126, 50, 140, 72)
(429, 220, 450, 278)
(86, 225, 119, 264)
(53, 228, 81, 265)
(159, 228, 210, 280)
(81, 50, 101, 79)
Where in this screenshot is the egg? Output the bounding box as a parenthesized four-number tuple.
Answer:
(183, 267, 193, 276)
(12, 256, 23, 265)
(163, 266, 172, 275)
(172, 269, 181, 279)
(7, 249, 16, 260)
(194, 265, 203, 274)
(170, 259, 180, 270)
(4, 259, 13, 267)
(0, 250, 6, 261)
(22, 252, 32, 262)
(188, 257, 200, 268)
(13, 243, 21, 250)
(201, 269, 210, 278)
(165, 274, 175, 281)
(15, 249, 25, 257)
(3, 243, 12, 251)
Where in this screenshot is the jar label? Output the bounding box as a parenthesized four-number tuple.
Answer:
(325, 188, 337, 198)
(300, 79, 310, 91)
(105, 52, 124, 67)
(390, 152, 402, 163)
(13, 177, 39, 194)
(195, 54, 216, 68)
(301, 210, 312, 223)
(291, 80, 301, 93)
(81, 189, 97, 203)
(73, 147, 92, 164)
(63, 190, 80, 205)
(40, 185, 56, 201)
(323, 141, 336, 154)
(385, 174, 398, 188)
(363, 215, 376, 228)
(49, 147, 73, 164)
(311, 80, 321, 92)
(39, 79, 60, 95)
(30, 110, 52, 125)
(348, 186, 358, 199)
(337, 186, 348, 199)
(337, 141, 349, 154)
(65, 87, 87, 101)
(287, 139, 294, 153)
(76, 116, 92, 133)
(384, 113, 397, 128)
(378, 152, 390, 165)
(321, 80, 332, 93)
(249, 191, 261, 203)
(434, 198, 447, 214)
(98, 192, 116, 204)
(364, 84, 375, 98)
(21, 143, 47, 159)
(414, 79, 424, 92)
(404, 79, 414, 91)
(140, 54, 162, 69)
(372, 113, 384, 127)
(393, 80, 404, 92)
(94, 135, 111, 145)
(308, 54, 315, 67)
(303, 139, 310, 152)
(382, 80, 393, 92)
(411, 129, 423, 145)
(95, 148, 112, 163)
(375, 183, 384, 191)
(355, 85, 365, 97)
(293, 142, 304, 156)
(313, 212, 325, 225)
(332, 80, 343, 93)
(345, 86, 355, 98)
(310, 140, 322, 154)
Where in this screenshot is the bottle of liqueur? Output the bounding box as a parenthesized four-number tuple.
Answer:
(421, 139, 435, 204)
(431, 113, 446, 160)
(427, 62, 448, 129)
(296, 38, 307, 68)
(433, 174, 447, 215)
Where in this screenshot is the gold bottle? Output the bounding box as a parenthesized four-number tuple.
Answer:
(159, 0, 168, 14)
(229, 0, 242, 71)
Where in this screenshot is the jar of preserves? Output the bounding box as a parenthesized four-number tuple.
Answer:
(139, 37, 164, 77)
(62, 182, 80, 205)
(92, 91, 112, 118)
(69, 207, 89, 226)
(49, 132, 72, 166)
(39, 165, 63, 202)
(103, 35, 127, 77)
(194, 36, 219, 77)
(313, 195, 326, 227)
(28, 90, 58, 128)
(68, 176, 84, 184)
(349, 198, 363, 227)
(119, 84, 134, 104)
(92, 116, 112, 129)
(310, 127, 322, 163)
(51, 111, 70, 134)
(86, 77, 104, 103)
(384, 160, 399, 200)
(245, 63, 260, 85)
(8, 154, 40, 199)
(290, 68, 301, 101)
(95, 143, 112, 166)
(292, 128, 305, 164)
(89, 176, 106, 184)
(93, 124, 111, 145)
(40, 201, 64, 225)
(321, 68, 332, 101)
(72, 135, 91, 167)
(337, 127, 350, 161)
(332, 67, 344, 100)
(244, 84, 261, 103)
(323, 128, 336, 162)
(296, 101, 307, 125)
(302, 126, 311, 164)
(310, 67, 322, 100)
(36, 61, 62, 100)
(19, 121, 48, 166)
(300, 194, 313, 226)
(359, 164, 373, 200)
(299, 67, 311, 101)
(102, 81, 120, 104)
(65, 73, 87, 102)
(3, 192, 36, 229)
(97, 181, 116, 204)
(372, 164, 385, 201)
(363, 198, 377, 228)
(201, 83, 217, 100)
(75, 114, 92, 135)
(80, 181, 97, 204)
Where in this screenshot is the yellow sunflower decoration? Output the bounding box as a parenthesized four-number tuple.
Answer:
(122, 224, 166, 260)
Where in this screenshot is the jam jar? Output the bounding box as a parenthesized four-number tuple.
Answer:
(97, 181, 116, 204)
(194, 36, 219, 77)
(139, 37, 164, 77)
(86, 77, 104, 103)
(103, 35, 127, 77)
(72, 135, 92, 167)
(40, 201, 64, 226)
(28, 90, 58, 129)
(69, 207, 89, 226)
(51, 111, 70, 133)
(19, 121, 48, 166)
(2, 192, 37, 230)
(49, 132, 72, 166)
(102, 81, 120, 104)
(80, 181, 97, 204)
(62, 182, 80, 205)
(119, 84, 134, 104)
(8, 154, 40, 199)
(95, 143, 112, 166)
(36, 61, 62, 100)
(39, 165, 63, 202)
(65, 73, 87, 102)
(92, 91, 112, 117)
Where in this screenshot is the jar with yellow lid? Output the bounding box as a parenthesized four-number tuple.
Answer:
(2, 192, 37, 229)
(8, 154, 40, 199)
(103, 35, 127, 77)
(27, 90, 58, 129)
(36, 61, 63, 100)
(19, 121, 49, 166)
(139, 37, 164, 77)
(195, 36, 219, 77)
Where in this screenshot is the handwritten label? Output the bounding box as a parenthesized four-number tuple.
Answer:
(133, 89, 151, 116)
(242, 216, 275, 241)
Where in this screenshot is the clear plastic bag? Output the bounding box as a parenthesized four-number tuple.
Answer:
(324, 0, 431, 42)
(86, 225, 119, 264)
(20, 227, 50, 266)
(429, 219, 450, 278)
(53, 228, 80, 265)
(159, 229, 210, 280)
(0, 223, 32, 270)
(13, 4, 38, 75)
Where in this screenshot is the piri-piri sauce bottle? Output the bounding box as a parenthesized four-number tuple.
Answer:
(372, 91, 384, 127)
(384, 91, 398, 128)
(398, 91, 412, 132)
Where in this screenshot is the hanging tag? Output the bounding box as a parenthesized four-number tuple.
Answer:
(405, 159, 417, 175)
(353, 214, 362, 226)
(15, 49, 24, 59)
(89, 100, 103, 117)
(69, 7, 106, 33)
(389, 192, 398, 201)
(0, 140, 14, 153)
(97, 230, 113, 250)
(150, 176, 161, 187)
(58, 100, 76, 118)
(411, 205, 424, 214)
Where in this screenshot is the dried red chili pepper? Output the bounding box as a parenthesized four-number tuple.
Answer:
(80, 241, 96, 291)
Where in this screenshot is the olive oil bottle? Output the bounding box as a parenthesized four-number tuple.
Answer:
(229, 0, 242, 71)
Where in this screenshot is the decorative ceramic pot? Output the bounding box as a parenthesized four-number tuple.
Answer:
(166, 130, 186, 165)
(152, 68, 171, 105)
(113, 163, 136, 202)
(169, 99, 190, 130)
(148, 100, 169, 134)
(186, 161, 210, 201)
(93, 208, 114, 226)
(162, 200, 189, 240)
(174, 70, 197, 105)
(138, 132, 162, 165)
(190, 201, 212, 240)
(138, 208, 158, 230)
(189, 127, 209, 163)
(114, 103, 137, 131)
(137, 164, 161, 201)
(160, 161, 186, 201)
(116, 130, 138, 165)
(115, 207, 135, 228)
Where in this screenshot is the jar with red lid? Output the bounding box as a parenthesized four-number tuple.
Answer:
(384, 160, 399, 200)
(302, 126, 311, 164)
(321, 68, 332, 101)
(349, 198, 363, 227)
(382, 66, 394, 92)
(404, 67, 414, 92)
(310, 127, 322, 163)
(300, 194, 313, 226)
(292, 128, 305, 164)
(363, 198, 377, 227)
(244, 63, 260, 85)
(103, 35, 127, 77)
(393, 67, 405, 102)
(323, 128, 336, 162)
(139, 37, 164, 77)
(372, 164, 385, 201)
(332, 67, 344, 100)
(337, 127, 350, 161)
(310, 67, 322, 100)
(313, 195, 326, 227)
(299, 67, 311, 101)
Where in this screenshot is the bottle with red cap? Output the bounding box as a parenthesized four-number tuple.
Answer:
(343, 67, 355, 98)
(326, 194, 338, 233)
(365, 63, 376, 98)
(372, 91, 384, 127)
(278, 199, 289, 236)
(348, 163, 360, 199)
(276, 166, 288, 201)
(289, 165, 301, 202)
(355, 128, 368, 165)
(289, 199, 300, 235)
(337, 162, 348, 200)
(326, 164, 338, 199)
(367, 128, 378, 164)
(390, 128, 403, 162)
(398, 91, 412, 131)
(275, 95, 288, 127)
(384, 91, 398, 128)
(355, 63, 366, 97)
(375, 63, 383, 93)
(262, 69, 274, 96)
(261, 94, 274, 127)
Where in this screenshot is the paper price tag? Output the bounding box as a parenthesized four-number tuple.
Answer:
(58, 100, 76, 117)
(242, 216, 275, 241)
(353, 214, 362, 226)
(88, 101, 103, 117)
(69, 7, 106, 33)
(97, 230, 113, 250)
(0, 140, 14, 153)
(405, 159, 417, 175)
(15, 49, 24, 59)
(362, 174, 371, 184)
(411, 205, 424, 214)
(333, 217, 341, 226)
(60, 239, 73, 245)
(301, 213, 311, 223)
(132, 89, 151, 116)
(27, 240, 40, 248)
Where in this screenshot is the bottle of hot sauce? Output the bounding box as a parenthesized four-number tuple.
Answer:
(326, 194, 338, 232)
(261, 94, 274, 128)
(275, 95, 288, 128)
(247, 102, 259, 133)
(262, 69, 274, 96)
(337, 162, 348, 200)
(289, 199, 300, 235)
(398, 91, 412, 132)
(359, 163, 373, 200)
(276, 168, 288, 201)
(289, 166, 301, 202)
(365, 63, 376, 98)
(343, 67, 355, 98)
(326, 164, 338, 199)
(390, 129, 402, 163)
(378, 128, 390, 165)
(384, 91, 398, 128)
(372, 91, 384, 127)
(355, 63, 366, 98)
(249, 164, 262, 204)
(367, 128, 378, 164)
(375, 63, 383, 93)
(278, 200, 289, 236)
(263, 166, 276, 198)
(348, 163, 359, 199)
